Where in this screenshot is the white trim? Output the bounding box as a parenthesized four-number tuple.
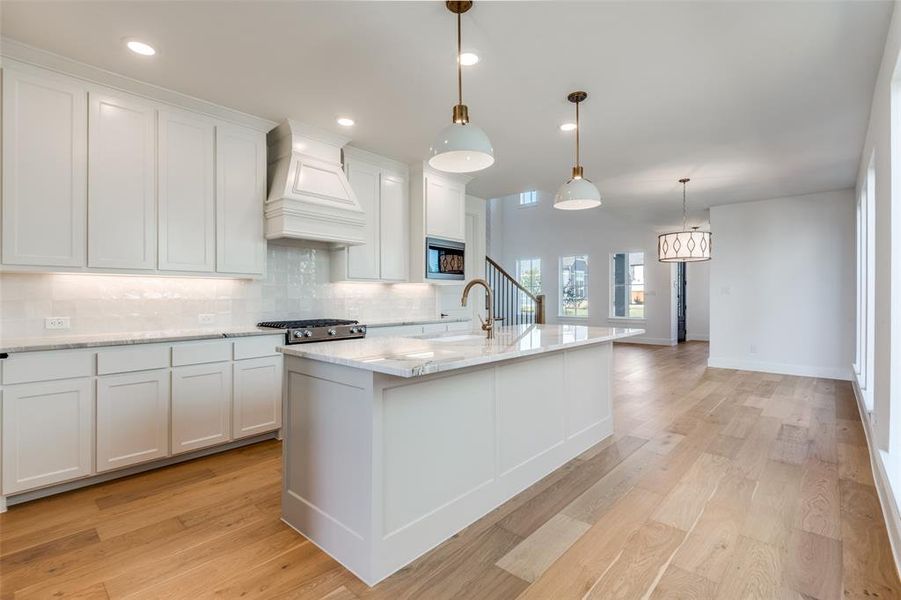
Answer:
(614, 336, 676, 346)
(706, 356, 851, 380)
(686, 334, 710, 342)
(851, 375, 901, 580)
(1, 39, 276, 132)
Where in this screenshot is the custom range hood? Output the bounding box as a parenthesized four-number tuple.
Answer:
(265, 119, 366, 246)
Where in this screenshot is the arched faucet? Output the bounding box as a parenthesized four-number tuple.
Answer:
(461, 278, 495, 339)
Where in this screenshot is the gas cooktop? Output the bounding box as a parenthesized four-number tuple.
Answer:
(257, 319, 366, 344)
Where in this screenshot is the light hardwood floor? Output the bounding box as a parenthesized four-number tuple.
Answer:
(1, 341, 898, 599)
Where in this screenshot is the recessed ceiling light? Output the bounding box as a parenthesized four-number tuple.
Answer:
(336, 117, 355, 127)
(459, 52, 480, 66)
(560, 122, 577, 132)
(126, 40, 156, 56)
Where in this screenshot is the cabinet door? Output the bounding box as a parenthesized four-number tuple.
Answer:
(88, 92, 157, 269)
(158, 110, 215, 272)
(2, 378, 93, 494)
(97, 370, 170, 472)
(171, 362, 232, 454)
(380, 171, 409, 281)
(216, 124, 266, 275)
(233, 356, 282, 439)
(2, 67, 87, 267)
(345, 159, 381, 280)
(425, 175, 465, 241)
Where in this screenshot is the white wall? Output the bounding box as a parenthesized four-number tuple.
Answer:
(708, 189, 855, 379)
(489, 191, 675, 345)
(686, 261, 710, 341)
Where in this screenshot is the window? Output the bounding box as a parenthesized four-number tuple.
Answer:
(559, 255, 588, 317)
(516, 258, 541, 313)
(519, 190, 538, 206)
(610, 252, 645, 319)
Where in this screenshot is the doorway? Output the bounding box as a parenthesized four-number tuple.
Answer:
(676, 262, 687, 343)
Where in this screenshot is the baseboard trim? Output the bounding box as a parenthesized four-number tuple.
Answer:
(686, 334, 710, 342)
(706, 356, 851, 380)
(851, 374, 901, 580)
(614, 336, 676, 346)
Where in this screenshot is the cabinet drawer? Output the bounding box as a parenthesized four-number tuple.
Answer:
(233, 335, 283, 360)
(446, 320, 473, 333)
(421, 323, 446, 334)
(366, 324, 424, 338)
(172, 340, 232, 366)
(97, 344, 170, 375)
(2, 350, 94, 385)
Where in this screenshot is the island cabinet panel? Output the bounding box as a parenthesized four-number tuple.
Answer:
(495, 354, 566, 475)
(1, 67, 87, 267)
(171, 362, 232, 454)
(564, 343, 612, 438)
(233, 356, 282, 439)
(381, 369, 495, 536)
(97, 369, 170, 472)
(2, 378, 94, 494)
(88, 92, 157, 270)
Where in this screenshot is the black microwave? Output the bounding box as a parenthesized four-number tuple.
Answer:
(426, 237, 465, 281)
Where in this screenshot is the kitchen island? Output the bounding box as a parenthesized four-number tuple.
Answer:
(279, 323, 643, 585)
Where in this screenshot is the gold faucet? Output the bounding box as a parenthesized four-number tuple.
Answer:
(461, 278, 495, 339)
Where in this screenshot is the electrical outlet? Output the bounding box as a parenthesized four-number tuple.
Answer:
(45, 317, 71, 330)
(749, 344, 758, 355)
(198, 313, 216, 325)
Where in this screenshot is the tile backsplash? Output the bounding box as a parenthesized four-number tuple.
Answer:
(0, 243, 444, 339)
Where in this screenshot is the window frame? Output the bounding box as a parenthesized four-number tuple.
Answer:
(518, 190, 539, 207)
(558, 254, 589, 319)
(608, 250, 647, 321)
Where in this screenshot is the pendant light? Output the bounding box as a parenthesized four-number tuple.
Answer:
(554, 91, 601, 210)
(428, 1, 495, 174)
(657, 178, 712, 262)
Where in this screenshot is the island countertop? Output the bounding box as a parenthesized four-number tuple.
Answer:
(278, 323, 644, 377)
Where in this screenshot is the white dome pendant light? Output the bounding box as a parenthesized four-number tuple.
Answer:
(657, 178, 712, 262)
(428, 1, 495, 174)
(554, 91, 601, 210)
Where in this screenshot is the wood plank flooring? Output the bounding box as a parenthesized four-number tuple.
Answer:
(1, 341, 898, 599)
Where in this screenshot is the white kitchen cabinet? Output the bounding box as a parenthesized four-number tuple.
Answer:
(233, 356, 283, 439)
(1, 66, 87, 267)
(171, 362, 232, 454)
(425, 174, 466, 242)
(380, 172, 409, 281)
(88, 92, 157, 269)
(345, 157, 382, 280)
(216, 124, 266, 276)
(158, 110, 216, 272)
(2, 378, 94, 494)
(96, 369, 170, 472)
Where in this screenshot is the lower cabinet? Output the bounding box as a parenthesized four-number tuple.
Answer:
(96, 369, 170, 472)
(233, 356, 282, 439)
(172, 362, 232, 454)
(1, 378, 94, 494)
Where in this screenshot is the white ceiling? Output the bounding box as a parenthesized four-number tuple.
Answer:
(1, 1, 892, 227)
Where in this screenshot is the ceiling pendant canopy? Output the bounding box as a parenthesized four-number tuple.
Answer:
(657, 178, 712, 262)
(428, 1, 494, 174)
(554, 91, 601, 210)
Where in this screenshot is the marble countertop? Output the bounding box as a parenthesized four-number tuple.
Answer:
(365, 316, 471, 328)
(0, 327, 285, 353)
(279, 324, 644, 378)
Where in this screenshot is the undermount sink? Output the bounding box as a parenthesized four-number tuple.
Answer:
(429, 334, 486, 343)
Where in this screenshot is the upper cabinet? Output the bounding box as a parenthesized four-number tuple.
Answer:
(1, 67, 87, 267)
(88, 92, 157, 269)
(158, 110, 216, 272)
(216, 124, 267, 276)
(408, 163, 470, 282)
(331, 148, 409, 282)
(0, 59, 271, 278)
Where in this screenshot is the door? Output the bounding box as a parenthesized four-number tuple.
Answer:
(380, 171, 409, 281)
(425, 175, 465, 241)
(2, 378, 93, 493)
(2, 67, 87, 267)
(345, 158, 381, 280)
(677, 262, 687, 343)
(88, 92, 157, 269)
(158, 110, 216, 272)
(216, 124, 266, 275)
(233, 356, 282, 439)
(97, 369, 170, 472)
(171, 362, 232, 454)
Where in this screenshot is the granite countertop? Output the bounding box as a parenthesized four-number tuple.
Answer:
(279, 324, 644, 378)
(0, 327, 285, 354)
(365, 316, 471, 328)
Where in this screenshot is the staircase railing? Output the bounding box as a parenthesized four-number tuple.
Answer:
(485, 256, 546, 325)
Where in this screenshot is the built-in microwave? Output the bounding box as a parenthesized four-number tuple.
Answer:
(426, 237, 465, 281)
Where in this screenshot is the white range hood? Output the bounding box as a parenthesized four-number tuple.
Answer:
(265, 119, 366, 246)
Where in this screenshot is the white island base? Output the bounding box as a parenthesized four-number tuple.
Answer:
(280, 326, 640, 586)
